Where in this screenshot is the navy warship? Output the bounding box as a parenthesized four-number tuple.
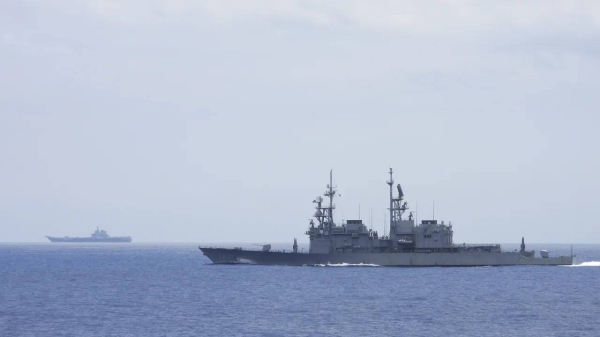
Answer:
(199, 169, 575, 266)
(46, 227, 132, 243)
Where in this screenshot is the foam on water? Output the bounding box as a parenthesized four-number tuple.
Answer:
(562, 261, 600, 267)
(236, 258, 257, 264)
(312, 263, 380, 267)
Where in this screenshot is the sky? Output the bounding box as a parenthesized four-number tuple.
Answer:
(1, 1, 599, 243)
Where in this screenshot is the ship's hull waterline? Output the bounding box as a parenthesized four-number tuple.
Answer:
(199, 247, 575, 267)
(46, 236, 132, 243)
(199, 168, 576, 267)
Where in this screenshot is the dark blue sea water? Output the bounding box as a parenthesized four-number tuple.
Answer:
(1, 243, 599, 337)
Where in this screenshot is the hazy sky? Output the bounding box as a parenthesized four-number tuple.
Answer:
(1, 1, 599, 243)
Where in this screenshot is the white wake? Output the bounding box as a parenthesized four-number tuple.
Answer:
(563, 261, 600, 267)
(236, 258, 257, 264)
(313, 263, 380, 267)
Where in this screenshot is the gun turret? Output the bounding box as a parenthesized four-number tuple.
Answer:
(252, 244, 271, 252)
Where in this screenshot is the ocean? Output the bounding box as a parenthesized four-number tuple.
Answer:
(1, 243, 599, 337)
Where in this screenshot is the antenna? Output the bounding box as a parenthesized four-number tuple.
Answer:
(383, 213, 386, 238)
(387, 168, 394, 238)
(433, 201, 435, 220)
(359, 204, 361, 220)
(416, 202, 418, 225)
(370, 208, 373, 231)
(324, 169, 336, 235)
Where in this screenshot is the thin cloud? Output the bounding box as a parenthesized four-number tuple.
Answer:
(80, 1, 600, 36)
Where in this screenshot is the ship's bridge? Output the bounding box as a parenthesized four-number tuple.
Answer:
(413, 220, 454, 249)
(344, 220, 367, 233)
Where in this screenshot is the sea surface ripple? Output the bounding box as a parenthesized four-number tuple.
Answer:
(1, 243, 599, 337)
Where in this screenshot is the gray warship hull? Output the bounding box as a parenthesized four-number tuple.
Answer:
(199, 247, 575, 266)
(199, 169, 577, 267)
(46, 236, 132, 243)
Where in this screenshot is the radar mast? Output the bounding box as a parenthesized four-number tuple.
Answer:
(311, 170, 337, 235)
(323, 169, 337, 235)
(387, 168, 409, 239)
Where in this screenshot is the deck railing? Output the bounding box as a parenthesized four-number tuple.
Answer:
(454, 244, 501, 248)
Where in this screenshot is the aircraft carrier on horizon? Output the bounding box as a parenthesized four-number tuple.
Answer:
(199, 169, 575, 266)
(46, 227, 132, 243)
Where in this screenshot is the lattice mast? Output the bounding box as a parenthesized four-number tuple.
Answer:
(323, 169, 337, 234)
(312, 169, 337, 235)
(387, 168, 394, 237)
(387, 168, 408, 238)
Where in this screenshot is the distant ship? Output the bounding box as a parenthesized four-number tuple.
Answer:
(46, 227, 132, 243)
(200, 169, 575, 266)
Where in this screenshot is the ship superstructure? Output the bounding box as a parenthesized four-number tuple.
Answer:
(306, 168, 474, 254)
(199, 169, 574, 266)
